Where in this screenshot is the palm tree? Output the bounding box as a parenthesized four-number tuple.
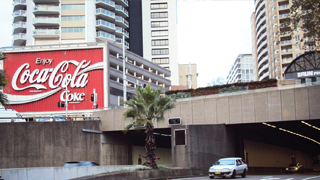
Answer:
(123, 84, 175, 169)
(0, 52, 8, 106)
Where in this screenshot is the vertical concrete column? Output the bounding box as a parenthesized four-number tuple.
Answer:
(156, 81, 158, 85)
(149, 78, 151, 82)
(117, 77, 119, 82)
(134, 72, 136, 77)
(156, 71, 158, 75)
(134, 61, 136, 65)
(117, 65, 119, 70)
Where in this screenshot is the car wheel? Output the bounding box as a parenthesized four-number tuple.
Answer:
(242, 169, 246, 178)
(231, 170, 236, 178)
(209, 176, 214, 179)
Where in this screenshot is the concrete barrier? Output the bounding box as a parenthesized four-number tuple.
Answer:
(71, 168, 208, 180)
(0, 165, 133, 180)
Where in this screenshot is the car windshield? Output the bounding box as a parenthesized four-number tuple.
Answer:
(289, 164, 298, 167)
(215, 160, 235, 165)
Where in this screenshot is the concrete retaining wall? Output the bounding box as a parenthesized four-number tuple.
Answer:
(0, 165, 132, 180)
(71, 168, 207, 180)
(0, 121, 101, 169)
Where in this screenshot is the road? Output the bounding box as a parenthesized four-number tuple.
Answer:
(171, 173, 320, 180)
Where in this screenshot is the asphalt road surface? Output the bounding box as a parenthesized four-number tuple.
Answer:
(171, 173, 320, 180)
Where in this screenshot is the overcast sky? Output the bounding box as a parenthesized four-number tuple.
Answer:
(0, 0, 255, 87)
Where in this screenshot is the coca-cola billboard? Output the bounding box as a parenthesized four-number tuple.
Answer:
(3, 48, 104, 112)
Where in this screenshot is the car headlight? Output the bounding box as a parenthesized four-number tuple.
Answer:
(295, 168, 298, 170)
(209, 168, 215, 171)
(286, 168, 288, 170)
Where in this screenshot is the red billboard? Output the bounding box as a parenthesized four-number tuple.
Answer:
(3, 48, 104, 112)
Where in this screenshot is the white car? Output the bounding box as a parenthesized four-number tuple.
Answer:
(208, 157, 248, 179)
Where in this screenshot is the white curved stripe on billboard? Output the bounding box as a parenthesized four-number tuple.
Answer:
(78, 62, 104, 74)
(5, 88, 62, 104)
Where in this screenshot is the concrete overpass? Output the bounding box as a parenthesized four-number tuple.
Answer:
(94, 84, 320, 171)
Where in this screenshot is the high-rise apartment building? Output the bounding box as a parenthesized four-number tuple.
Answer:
(141, 0, 178, 86)
(178, 63, 198, 89)
(11, 0, 179, 85)
(12, 0, 130, 47)
(251, 0, 308, 81)
(226, 54, 254, 84)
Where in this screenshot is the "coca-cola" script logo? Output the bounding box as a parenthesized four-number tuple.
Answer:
(7, 60, 104, 104)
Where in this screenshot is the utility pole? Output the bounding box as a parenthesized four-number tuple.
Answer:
(189, 62, 192, 89)
(122, 34, 127, 102)
(65, 84, 68, 118)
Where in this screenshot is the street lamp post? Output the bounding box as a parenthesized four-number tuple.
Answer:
(122, 34, 127, 102)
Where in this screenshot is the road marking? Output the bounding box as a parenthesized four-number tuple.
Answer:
(302, 176, 320, 180)
(285, 178, 294, 180)
(260, 177, 281, 180)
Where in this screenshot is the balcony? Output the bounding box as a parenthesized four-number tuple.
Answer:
(256, 8, 266, 24)
(13, 0, 26, 11)
(33, 17, 60, 27)
(257, 31, 267, 45)
(116, 0, 128, 7)
(115, 27, 129, 38)
(257, 48, 268, 62)
(259, 71, 269, 81)
(115, 38, 129, 49)
(33, 0, 59, 3)
(96, 0, 115, 10)
(115, 5, 128, 17)
(281, 49, 292, 54)
(33, 29, 60, 38)
(259, 63, 269, 76)
(12, 21, 26, 34)
(258, 55, 268, 68)
(279, 4, 289, 10)
(282, 58, 293, 63)
(96, 19, 115, 33)
(280, 31, 291, 37)
(34, 5, 60, 15)
(13, 10, 26, 23)
(279, 13, 290, 19)
(256, 16, 266, 31)
(96, 31, 115, 41)
(12, 33, 26, 46)
(257, 39, 267, 53)
(280, 40, 292, 45)
(255, 0, 265, 13)
(96, 8, 115, 22)
(115, 16, 129, 28)
(256, 24, 267, 38)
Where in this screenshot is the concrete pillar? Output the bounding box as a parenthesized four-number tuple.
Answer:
(171, 124, 235, 169)
(117, 65, 119, 70)
(117, 77, 119, 82)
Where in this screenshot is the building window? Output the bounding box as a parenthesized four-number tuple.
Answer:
(274, 32, 278, 36)
(151, 3, 168, 9)
(295, 35, 300, 41)
(61, 27, 85, 33)
(151, 12, 168, 19)
(61, 16, 85, 21)
(273, 23, 278, 28)
(152, 48, 169, 55)
(152, 39, 169, 46)
(275, 50, 279, 54)
(151, 21, 168, 28)
(275, 58, 279, 62)
(61, 4, 85, 10)
(296, 53, 302, 57)
(275, 67, 280, 71)
(152, 58, 169, 64)
(273, 15, 277, 19)
(151, 30, 168, 37)
(295, 44, 301, 50)
(272, 6, 277, 10)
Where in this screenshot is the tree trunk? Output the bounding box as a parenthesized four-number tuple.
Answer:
(143, 122, 158, 169)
